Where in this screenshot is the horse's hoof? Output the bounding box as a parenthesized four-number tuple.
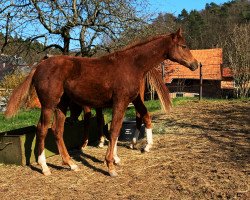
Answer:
(79, 147, 86, 155)
(70, 164, 80, 171)
(143, 148, 150, 152)
(142, 144, 152, 153)
(73, 167, 81, 172)
(141, 146, 150, 153)
(129, 144, 134, 149)
(109, 170, 118, 177)
(43, 169, 51, 176)
(98, 143, 104, 148)
(114, 156, 121, 165)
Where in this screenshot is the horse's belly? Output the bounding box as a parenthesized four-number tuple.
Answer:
(65, 81, 113, 107)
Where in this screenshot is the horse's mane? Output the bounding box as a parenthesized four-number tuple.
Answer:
(101, 34, 171, 59)
(120, 34, 169, 52)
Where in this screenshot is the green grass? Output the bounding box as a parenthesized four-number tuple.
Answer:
(102, 100, 162, 123)
(1, 97, 248, 132)
(0, 109, 40, 132)
(0, 100, 162, 132)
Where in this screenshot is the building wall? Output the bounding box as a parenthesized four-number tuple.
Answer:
(166, 79, 222, 98)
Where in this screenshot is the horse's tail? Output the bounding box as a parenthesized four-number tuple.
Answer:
(147, 68, 172, 113)
(5, 67, 37, 118)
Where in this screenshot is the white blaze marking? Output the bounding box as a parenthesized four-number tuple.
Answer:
(132, 129, 140, 144)
(144, 128, 153, 152)
(38, 150, 46, 166)
(114, 139, 121, 164)
(98, 136, 105, 148)
(70, 164, 79, 171)
(38, 150, 50, 174)
(146, 128, 153, 145)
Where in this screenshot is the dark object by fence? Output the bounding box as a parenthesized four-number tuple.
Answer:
(118, 119, 145, 142)
(0, 117, 99, 165)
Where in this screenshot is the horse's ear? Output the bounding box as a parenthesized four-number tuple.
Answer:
(176, 28, 183, 37)
(171, 28, 183, 43)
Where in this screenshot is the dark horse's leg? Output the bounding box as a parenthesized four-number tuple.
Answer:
(69, 101, 82, 122)
(106, 99, 129, 177)
(81, 107, 106, 149)
(130, 79, 145, 149)
(96, 108, 105, 148)
(69, 105, 105, 150)
(132, 95, 153, 152)
(80, 106, 92, 150)
(68, 102, 90, 151)
(129, 111, 143, 149)
(51, 95, 80, 171)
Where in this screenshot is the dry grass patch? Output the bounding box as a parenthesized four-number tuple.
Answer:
(0, 99, 249, 199)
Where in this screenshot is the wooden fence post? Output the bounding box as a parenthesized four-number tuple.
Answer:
(199, 62, 203, 100)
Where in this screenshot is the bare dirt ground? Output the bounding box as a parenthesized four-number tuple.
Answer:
(0, 100, 249, 200)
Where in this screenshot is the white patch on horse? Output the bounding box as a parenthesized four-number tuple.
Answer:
(130, 128, 140, 149)
(70, 164, 80, 171)
(144, 128, 153, 152)
(38, 150, 51, 175)
(114, 139, 121, 164)
(98, 136, 105, 148)
(132, 128, 140, 144)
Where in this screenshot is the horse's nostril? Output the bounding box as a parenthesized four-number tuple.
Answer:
(190, 62, 199, 71)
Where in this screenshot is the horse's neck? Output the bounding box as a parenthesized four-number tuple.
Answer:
(123, 36, 170, 73)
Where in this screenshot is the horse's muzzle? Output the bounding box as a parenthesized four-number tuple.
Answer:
(189, 61, 199, 71)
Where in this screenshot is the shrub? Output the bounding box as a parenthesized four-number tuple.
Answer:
(0, 70, 27, 109)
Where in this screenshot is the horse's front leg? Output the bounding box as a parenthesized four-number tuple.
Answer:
(132, 95, 153, 152)
(106, 100, 128, 177)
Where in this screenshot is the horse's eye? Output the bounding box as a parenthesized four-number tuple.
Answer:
(182, 45, 187, 49)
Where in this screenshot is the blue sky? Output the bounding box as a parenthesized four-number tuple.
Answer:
(147, 0, 230, 16)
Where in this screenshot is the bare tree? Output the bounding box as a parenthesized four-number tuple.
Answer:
(224, 24, 250, 98)
(0, 0, 148, 59)
(0, 1, 46, 63)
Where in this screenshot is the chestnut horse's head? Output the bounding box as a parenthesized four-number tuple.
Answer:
(166, 28, 198, 71)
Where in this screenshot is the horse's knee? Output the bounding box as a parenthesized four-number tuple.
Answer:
(143, 113, 152, 129)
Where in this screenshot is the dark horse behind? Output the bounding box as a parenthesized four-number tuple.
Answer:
(5, 28, 198, 177)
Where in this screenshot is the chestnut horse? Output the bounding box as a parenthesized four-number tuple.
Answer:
(5, 28, 198, 177)
(68, 68, 170, 165)
(70, 67, 171, 153)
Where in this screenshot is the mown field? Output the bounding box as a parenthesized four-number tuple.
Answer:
(0, 98, 249, 200)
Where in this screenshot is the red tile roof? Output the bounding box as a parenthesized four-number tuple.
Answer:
(222, 67, 233, 78)
(159, 48, 223, 83)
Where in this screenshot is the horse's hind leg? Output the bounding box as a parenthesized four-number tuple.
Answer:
(130, 79, 146, 149)
(69, 101, 82, 122)
(80, 106, 91, 151)
(37, 108, 53, 176)
(96, 108, 105, 148)
(51, 97, 79, 171)
(132, 95, 153, 152)
(130, 111, 143, 149)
